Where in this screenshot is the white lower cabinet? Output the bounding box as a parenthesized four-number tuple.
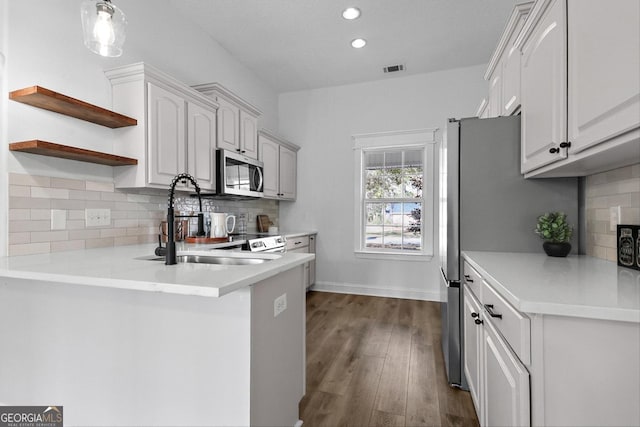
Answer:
(463, 285, 483, 416)
(463, 257, 640, 427)
(285, 233, 316, 289)
(483, 317, 530, 427)
(464, 280, 530, 427)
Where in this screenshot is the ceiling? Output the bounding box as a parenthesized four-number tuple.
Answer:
(168, 0, 521, 93)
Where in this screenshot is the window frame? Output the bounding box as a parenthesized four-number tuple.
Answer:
(353, 128, 438, 261)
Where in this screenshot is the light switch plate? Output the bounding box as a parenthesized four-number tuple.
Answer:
(51, 209, 67, 230)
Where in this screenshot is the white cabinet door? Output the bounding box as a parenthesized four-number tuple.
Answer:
(463, 285, 483, 421)
(279, 145, 297, 200)
(187, 101, 216, 192)
(488, 71, 502, 118)
(520, 0, 568, 174)
(308, 234, 316, 287)
(240, 110, 258, 159)
(567, 0, 640, 154)
(501, 33, 523, 115)
(216, 97, 240, 153)
(260, 136, 280, 198)
(147, 83, 186, 186)
(483, 319, 530, 427)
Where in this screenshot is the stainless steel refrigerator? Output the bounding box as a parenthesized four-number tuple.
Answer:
(438, 115, 578, 388)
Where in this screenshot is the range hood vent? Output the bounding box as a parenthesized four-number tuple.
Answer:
(383, 64, 405, 73)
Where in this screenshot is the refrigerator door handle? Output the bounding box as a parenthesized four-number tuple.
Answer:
(440, 268, 460, 288)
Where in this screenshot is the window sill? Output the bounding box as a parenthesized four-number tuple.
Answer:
(354, 251, 433, 262)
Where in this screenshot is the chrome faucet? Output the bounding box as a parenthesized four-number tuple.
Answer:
(166, 173, 204, 265)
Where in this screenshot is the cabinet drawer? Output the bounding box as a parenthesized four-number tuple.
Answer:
(463, 261, 483, 301)
(481, 280, 531, 365)
(286, 235, 309, 251)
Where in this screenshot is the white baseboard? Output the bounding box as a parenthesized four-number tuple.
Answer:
(309, 281, 442, 302)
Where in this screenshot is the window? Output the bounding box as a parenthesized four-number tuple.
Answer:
(353, 129, 437, 259)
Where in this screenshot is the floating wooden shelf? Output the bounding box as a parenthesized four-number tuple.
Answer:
(9, 85, 137, 128)
(9, 140, 138, 166)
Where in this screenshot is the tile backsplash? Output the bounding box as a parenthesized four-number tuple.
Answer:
(585, 163, 640, 261)
(8, 173, 278, 256)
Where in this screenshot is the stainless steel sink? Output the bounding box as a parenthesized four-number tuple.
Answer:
(176, 254, 272, 265)
(139, 251, 281, 265)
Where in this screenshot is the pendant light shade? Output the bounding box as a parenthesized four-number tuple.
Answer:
(80, 0, 126, 57)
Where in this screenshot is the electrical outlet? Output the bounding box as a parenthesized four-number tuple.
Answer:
(609, 206, 621, 232)
(274, 293, 287, 317)
(85, 208, 111, 227)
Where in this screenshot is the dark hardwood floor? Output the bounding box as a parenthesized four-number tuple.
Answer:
(300, 291, 479, 427)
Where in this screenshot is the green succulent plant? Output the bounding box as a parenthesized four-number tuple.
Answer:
(535, 212, 573, 243)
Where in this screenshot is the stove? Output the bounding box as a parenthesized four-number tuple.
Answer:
(229, 234, 286, 252)
(246, 235, 286, 252)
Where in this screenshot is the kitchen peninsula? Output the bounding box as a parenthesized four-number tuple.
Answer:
(462, 251, 640, 426)
(0, 244, 314, 427)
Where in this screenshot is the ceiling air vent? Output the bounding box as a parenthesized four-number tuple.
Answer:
(383, 64, 405, 73)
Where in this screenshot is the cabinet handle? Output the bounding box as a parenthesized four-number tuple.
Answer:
(294, 241, 302, 245)
(241, 150, 246, 154)
(484, 304, 502, 319)
(471, 312, 479, 318)
(559, 141, 571, 149)
(549, 147, 560, 154)
(464, 274, 474, 283)
(474, 318, 483, 325)
(236, 148, 241, 152)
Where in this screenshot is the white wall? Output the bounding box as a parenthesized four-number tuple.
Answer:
(2, 0, 278, 253)
(278, 65, 488, 300)
(1, 0, 8, 257)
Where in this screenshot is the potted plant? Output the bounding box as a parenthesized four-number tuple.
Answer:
(535, 212, 573, 257)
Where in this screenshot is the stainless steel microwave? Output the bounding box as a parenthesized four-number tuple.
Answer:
(216, 149, 264, 198)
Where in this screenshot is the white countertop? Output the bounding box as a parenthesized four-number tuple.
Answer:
(0, 244, 314, 298)
(282, 230, 317, 238)
(462, 251, 640, 323)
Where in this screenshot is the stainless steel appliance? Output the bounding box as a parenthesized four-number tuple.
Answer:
(246, 235, 286, 253)
(216, 149, 264, 198)
(439, 116, 578, 388)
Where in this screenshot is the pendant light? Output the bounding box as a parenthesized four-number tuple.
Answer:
(80, 0, 127, 57)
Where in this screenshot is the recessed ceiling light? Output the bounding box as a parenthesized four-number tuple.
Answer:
(342, 7, 361, 20)
(351, 38, 367, 48)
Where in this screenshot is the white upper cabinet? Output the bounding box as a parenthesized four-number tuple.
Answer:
(519, 0, 568, 173)
(517, 0, 640, 177)
(187, 101, 217, 191)
(106, 63, 219, 191)
(278, 145, 297, 200)
(260, 135, 280, 197)
(216, 97, 240, 153)
(240, 110, 259, 159)
(258, 130, 299, 201)
(192, 83, 261, 160)
(484, 2, 533, 118)
(147, 83, 186, 186)
(567, 0, 640, 154)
